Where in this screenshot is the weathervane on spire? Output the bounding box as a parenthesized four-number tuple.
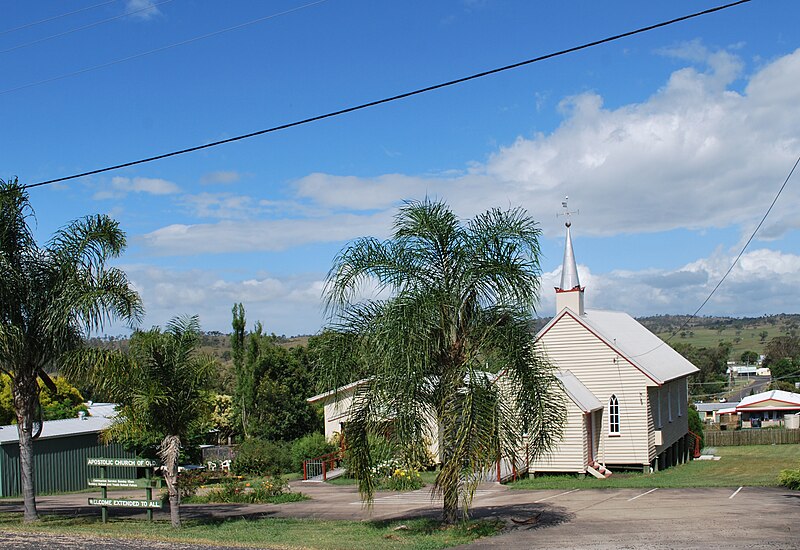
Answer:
(557, 195, 579, 227)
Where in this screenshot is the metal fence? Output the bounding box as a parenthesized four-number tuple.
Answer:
(201, 445, 237, 463)
(704, 429, 800, 446)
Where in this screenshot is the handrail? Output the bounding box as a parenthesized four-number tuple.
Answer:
(688, 430, 702, 458)
(302, 449, 344, 481)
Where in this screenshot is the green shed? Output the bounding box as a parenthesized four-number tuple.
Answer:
(0, 411, 135, 497)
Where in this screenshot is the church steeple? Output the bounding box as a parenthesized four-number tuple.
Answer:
(559, 221, 580, 291)
(555, 198, 584, 315)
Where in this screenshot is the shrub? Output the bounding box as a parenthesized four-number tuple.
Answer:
(232, 438, 292, 476)
(688, 407, 704, 448)
(291, 432, 337, 473)
(203, 476, 301, 503)
(779, 468, 800, 490)
(383, 468, 423, 491)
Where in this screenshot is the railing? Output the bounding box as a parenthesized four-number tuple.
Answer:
(688, 430, 702, 458)
(303, 450, 344, 481)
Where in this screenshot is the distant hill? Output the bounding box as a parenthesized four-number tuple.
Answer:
(88, 314, 800, 366)
(636, 313, 800, 357)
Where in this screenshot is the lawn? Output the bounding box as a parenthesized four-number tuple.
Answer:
(508, 445, 800, 490)
(328, 470, 439, 487)
(0, 514, 503, 550)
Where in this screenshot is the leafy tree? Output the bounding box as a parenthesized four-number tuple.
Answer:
(244, 321, 320, 441)
(319, 199, 564, 523)
(209, 394, 235, 445)
(763, 335, 800, 368)
(672, 342, 730, 396)
(0, 179, 141, 522)
(231, 303, 253, 437)
(740, 351, 759, 364)
(70, 316, 214, 528)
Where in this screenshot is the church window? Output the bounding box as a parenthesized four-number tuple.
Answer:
(668, 385, 673, 422)
(609, 395, 620, 435)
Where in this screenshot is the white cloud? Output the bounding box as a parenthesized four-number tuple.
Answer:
(138, 47, 800, 268)
(200, 171, 241, 185)
(139, 211, 393, 255)
(538, 248, 800, 320)
(94, 176, 180, 200)
(121, 265, 326, 335)
(181, 192, 258, 219)
(125, 0, 162, 20)
(290, 46, 800, 240)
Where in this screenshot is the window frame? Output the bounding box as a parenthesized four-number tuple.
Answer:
(608, 394, 620, 436)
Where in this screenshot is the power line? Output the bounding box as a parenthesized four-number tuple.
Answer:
(24, 0, 753, 190)
(0, 0, 121, 37)
(0, 0, 175, 55)
(0, 0, 330, 97)
(631, 151, 800, 358)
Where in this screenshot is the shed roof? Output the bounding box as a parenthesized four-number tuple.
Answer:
(694, 402, 739, 412)
(0, 415, 113, 444)
(556, 370, 602, 412)
(538, 309, 699, 385)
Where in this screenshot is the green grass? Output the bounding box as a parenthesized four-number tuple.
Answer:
(328, 470, 439, 488)
(508, 445, 800, 490)
(184, 492, 308, 505)
(0, 514, 503, 550)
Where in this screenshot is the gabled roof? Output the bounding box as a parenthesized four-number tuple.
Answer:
(537, 308, 699, 385)
(736, 390, 800, 410)
(0, 415, 113, 445)
(556, 370, 602, 412)
(307, 378, 370, 404)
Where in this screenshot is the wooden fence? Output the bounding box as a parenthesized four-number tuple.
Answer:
(704, 429, 800, 446)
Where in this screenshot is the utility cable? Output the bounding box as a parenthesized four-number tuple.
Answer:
(23, 0, 753, 190)
(0, 0, 174, 55)
(0, 0, 330, 97)
(630, 151, 800, 358)
(0, 0, 120, 37)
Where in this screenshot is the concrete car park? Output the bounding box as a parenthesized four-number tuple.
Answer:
(1, 481, 798, 549)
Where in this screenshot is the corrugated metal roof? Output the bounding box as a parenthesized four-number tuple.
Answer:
(737, 389, 800, 409)
(0, 416, 113, 444)
(540, 309, 699, 385)
(694, 402, 739, 412)
(556, 370, 602, 412)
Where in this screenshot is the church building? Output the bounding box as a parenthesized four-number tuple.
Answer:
(530, 219, 699, 475)
(309, 216, 700, 479)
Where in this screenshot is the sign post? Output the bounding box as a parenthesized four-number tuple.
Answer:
(86, 457, 162, 522)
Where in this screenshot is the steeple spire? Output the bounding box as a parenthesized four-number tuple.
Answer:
(559, 221, 580, 291)
(555, 197, 584, 315)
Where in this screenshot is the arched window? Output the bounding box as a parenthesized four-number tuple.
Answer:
(609, 395, 620, 435)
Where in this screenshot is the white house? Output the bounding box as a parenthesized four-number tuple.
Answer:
(310, 220, 700, 477)
(735, 389, 800, 428)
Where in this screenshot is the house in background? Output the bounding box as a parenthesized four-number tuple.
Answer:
(530, 220, 699, 475)
(694, 401, 740, 424)
(735, 390, 800, 428)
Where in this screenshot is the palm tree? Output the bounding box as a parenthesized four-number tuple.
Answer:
(0, 178, 142, 522)
(79, 316, 214, 528)
(320, 199, 564, 523)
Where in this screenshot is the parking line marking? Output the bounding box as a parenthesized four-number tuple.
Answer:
(628, 488, 658, 501)
(729, 486, 743, 499)
(534, 489, 579, 503)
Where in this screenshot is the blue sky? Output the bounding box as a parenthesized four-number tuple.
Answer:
(3, 0, 800, 335)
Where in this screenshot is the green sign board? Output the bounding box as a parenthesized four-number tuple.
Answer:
(87, 478, 163, 488)
(87, 457, 160, 468)
(89, 498, 162, 509)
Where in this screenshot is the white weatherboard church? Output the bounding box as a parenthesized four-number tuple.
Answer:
(310, 215, 699, 478)
(531, 218, 699, 476)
